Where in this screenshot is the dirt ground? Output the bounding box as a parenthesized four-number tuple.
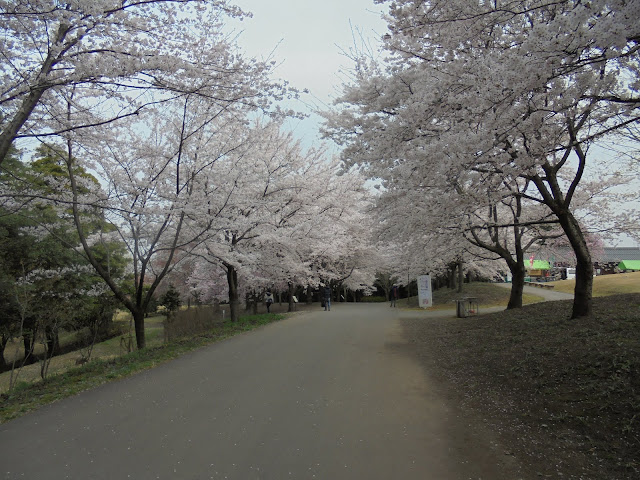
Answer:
(400, 293, 640, 479)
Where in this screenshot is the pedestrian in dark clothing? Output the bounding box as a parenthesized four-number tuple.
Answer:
(323, 286, 331, 311)
(390, 284, 399, 307)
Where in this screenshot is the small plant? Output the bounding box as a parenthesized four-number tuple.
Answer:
(160, 285, 181, 315)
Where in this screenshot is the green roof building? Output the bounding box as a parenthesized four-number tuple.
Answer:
(618, 260, 640, 271)
(527, 260, 550, 270)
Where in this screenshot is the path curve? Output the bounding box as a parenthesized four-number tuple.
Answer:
(494, 282, 574, 302)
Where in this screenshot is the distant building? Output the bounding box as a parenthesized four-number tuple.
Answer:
(526, 246, 640, 275)
(602, 246, 640, 262)
(599, 247, 640, 274)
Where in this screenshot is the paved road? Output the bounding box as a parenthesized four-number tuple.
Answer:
(0, 304, 525, 479)
(494, 282, 575, 301)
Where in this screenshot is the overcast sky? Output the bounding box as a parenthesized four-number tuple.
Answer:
(230, 0, 388, 149)
(229, 2, 637, 247)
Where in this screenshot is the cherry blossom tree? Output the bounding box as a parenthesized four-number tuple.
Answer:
(1, 0, 300, 348)
(0, 0, 292, 166)
(49, 92, 273, 349)
(325, 0, 639, 318)
(187, 120, 376, 321)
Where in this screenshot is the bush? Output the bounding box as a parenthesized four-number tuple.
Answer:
(160, 284, 181, 314)
(361, 296, 387, 303)
(164, 305, 224, 341)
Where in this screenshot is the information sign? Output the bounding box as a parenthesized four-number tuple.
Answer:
(417, 275, 432, 308)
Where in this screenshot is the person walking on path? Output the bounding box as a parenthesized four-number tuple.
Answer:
(323, 285, 332, 311)
(264, 291, 274, 313)
(390, 284, 399, 307)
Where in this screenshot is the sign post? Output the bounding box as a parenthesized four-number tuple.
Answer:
(417, 274, 432, 308)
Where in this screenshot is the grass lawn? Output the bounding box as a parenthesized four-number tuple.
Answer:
(402, 290, 640, 479)
(0, 313, 167, 395)
(399, 281, 545, 310)
(549, 271, 640, 296)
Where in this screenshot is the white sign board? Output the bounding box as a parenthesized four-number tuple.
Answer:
(417, 275, 433, 308)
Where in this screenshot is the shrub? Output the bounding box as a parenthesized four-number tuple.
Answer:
(361, 296, 387, 303)
(164, 305, 224, 341)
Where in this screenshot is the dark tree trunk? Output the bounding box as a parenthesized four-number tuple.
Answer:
(252, 290, 258, 315)
(507, 262, 526, 310)
(0, 335, 8, 371)
(133, 309, 146, 350)
(226, 264, 240, 323)
(287, 283, 295, 312)
(448, 265, 456, 290)
(306, 286, 312, 305)
(530, 143, 593, 318)
(457, 260, 464, 294)
(557, 213, 593, 318)
(45, 326, 60, 357)
(22, 319, 37, 362)
(23, 334, 32, 362)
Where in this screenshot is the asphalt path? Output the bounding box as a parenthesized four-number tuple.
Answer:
(1, 303, 527, 479)
(494, 282, 575, 301)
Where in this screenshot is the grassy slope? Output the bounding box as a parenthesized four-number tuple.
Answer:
(402, 281, 640, 479)
(550, 271, 640, 296)
(431, 281, 544, 306)
(0, 315, 166, 393)
(401, 281, 545, 309)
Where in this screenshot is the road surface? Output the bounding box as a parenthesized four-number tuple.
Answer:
(0, 304, 527, 479)
(494, 282, 575, 301)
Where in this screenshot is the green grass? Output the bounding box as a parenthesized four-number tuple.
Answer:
(402, 293, 640, 478)
(399, 282, 545, 310)
(550, 271, 640, 296)
(0, 313, 284, 423)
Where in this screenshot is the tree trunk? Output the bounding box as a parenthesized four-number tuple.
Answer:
(133, 309, 146, 350)
(45, 326, 60, 357)
(22, 317, 38, 362)
(0, 87, 48, 168)
(226, 264, 240, 323)
(244, 291, 251, 312)
(0, 335, 8, 371)
(252, 290, 258, 315)
(288, 283, 295, 312)
(0, 23, 70, 167)
(552, 210, 593, 318)
(507, 262, 526, 310)
(457, 259, 464, 294)
(23, 334, 33, 363)
(562, 217, 593, 318)
(306, 286, 313, 305)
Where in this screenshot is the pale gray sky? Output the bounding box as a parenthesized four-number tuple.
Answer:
(230, 0, 387, 149)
